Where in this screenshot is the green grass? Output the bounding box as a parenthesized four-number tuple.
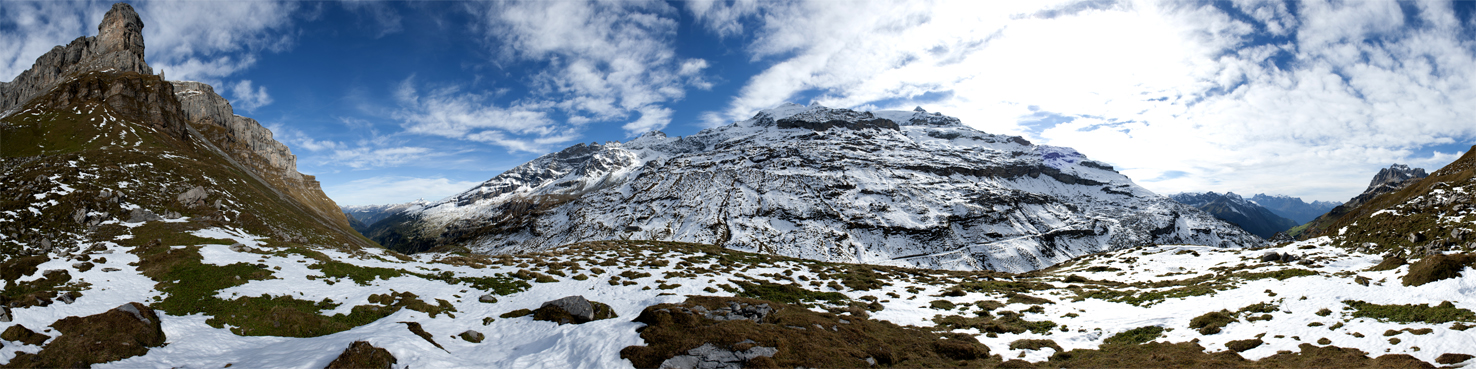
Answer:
(1344, 300, 1476, 324)
(1103, 326, 1164, 345)
(736, 281, 849, 306)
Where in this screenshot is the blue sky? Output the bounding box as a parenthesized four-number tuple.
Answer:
(5, 0, 1476, 205)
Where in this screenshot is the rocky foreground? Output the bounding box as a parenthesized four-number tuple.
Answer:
(2, 229, 1472, 368)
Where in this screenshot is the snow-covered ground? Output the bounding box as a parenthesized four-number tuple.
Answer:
(2, 230, 1472, 368)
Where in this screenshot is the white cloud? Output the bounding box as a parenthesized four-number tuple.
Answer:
(229, 80, 273, 112)
(623, 106, 673, 134)
(0, 1, 102, 82)
(391, 76, 571, 153)
(472, 0, 696, 135)
(324, 176, 482, 206)
(698, 0, 1476, 202)
(138, 1, 297, 82)
(0, 1, 297, 84)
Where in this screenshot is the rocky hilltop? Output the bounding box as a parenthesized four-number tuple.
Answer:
(366, 104, 1262, 272)
(0, 3, 153, 117)
(1304, 150, 1476, 256)
(0, 3, 369, 263)
(1296, 164, 1429, 238)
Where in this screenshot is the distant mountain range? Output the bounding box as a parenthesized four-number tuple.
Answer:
(1169, 192, 1299, 238)
(359, 104, 1260, 272)
(1247, 194, 1341, 225)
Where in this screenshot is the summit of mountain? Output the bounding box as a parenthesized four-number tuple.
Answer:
(364, 103, 1262, 272)
(1295, 164, 1430, 239)
(0, 3, 153, 117)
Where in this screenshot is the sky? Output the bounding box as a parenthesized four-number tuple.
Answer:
(4, 0, 1476, 206)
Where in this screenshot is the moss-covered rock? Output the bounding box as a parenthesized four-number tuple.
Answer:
(324, 341, 396, 369)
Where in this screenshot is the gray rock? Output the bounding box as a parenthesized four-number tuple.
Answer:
(117, 302, 152, 324)
(101, 267, 121, 272)
(178, 186, 209, 207)
(540, 296, 595, 322)
(58, 293, 74, 304)
(1260, 252, 1281, 262)
(0, 306, 11, 322)
(658, 342, 778, 369)
(128, 207, 161, 223)
(228, 243, 250, 252)
(479, 294, 498, 303)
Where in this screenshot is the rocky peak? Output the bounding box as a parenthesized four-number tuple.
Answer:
(97, 3, 147, 60)
(0, 2, 153, 116)
(1365, 164, 1428, 193)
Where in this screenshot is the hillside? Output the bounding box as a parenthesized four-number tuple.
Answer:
(366, 104, 1261, 272)
(1296, 164, 1432, 240)
(2, 233, 1470, 367)
(1170, 192, 1299, 238)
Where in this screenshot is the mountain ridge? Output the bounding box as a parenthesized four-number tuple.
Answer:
(1169, 192, 1299, 238)
(366, 103, 1262, 272)
(1247, 194, 1340, 225)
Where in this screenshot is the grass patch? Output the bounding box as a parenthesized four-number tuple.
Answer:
(621, 296, 999, 368)
(1344, 300, 1476, 324)
(933, 310, 1057, 334)
(1103, 326, 1164, 345)
(1368, 256, 1406, 271)
(1402, 253, 1475, 286)
(736, 281, 849, 307)
(1189, 310, 1235, 335)
(1009, 339, 1063, 352)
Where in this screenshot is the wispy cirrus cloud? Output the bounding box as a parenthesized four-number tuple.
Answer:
(391, 76, 571, 153)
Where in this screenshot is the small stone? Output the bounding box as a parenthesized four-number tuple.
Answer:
(479, 294, 498, 303)
(0, 306, 11, 322)
(228, 243, 249, 252)
(102, 267, 121, 272)
(540, 296, 595, 321)
(1260, 252, 1281, 262)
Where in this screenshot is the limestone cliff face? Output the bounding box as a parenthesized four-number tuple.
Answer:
(0, 3, 153, 116)
(169, 81, 349, 230)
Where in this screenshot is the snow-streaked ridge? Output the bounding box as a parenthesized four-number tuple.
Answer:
(376, 103, 1262, 272)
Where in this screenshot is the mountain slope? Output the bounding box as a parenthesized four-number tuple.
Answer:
(1248, 194, 1340, 225)
(1296, 164, 1430, 239)
(1305, 150, 1476, 256)
(1170, 192, 1299, 238)
(343, 201, 428, 235)
(368, 104, 1261, 272)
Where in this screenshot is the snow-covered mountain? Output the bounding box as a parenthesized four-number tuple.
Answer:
(1170, 192, 1299, 238)
(1248, 194, 1340, 225)
(343, 201, 428, 234)
(367, 104, 1261, 272)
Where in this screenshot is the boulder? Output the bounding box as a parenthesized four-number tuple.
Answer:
(0, 306, 11, 322)
(478, 294, 498, 303)
(177, 186, 209, 207)
(324, 341, 397, 369)
(459, 329, 485, 343)
(658, 342, 778, 369)
(1260, 252, 1281, 262)
(533, 295, 618, 325)
(128, 207, 161, 223)
(20, 302, 169, 368)
(541, 295, 594, 321)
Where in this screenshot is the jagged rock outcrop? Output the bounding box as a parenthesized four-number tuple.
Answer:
(369, 103, 1261, 272)
(169, 80, 347, 231)
(0, 3, 153, 116)
(1298, 164, 1430, 239)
